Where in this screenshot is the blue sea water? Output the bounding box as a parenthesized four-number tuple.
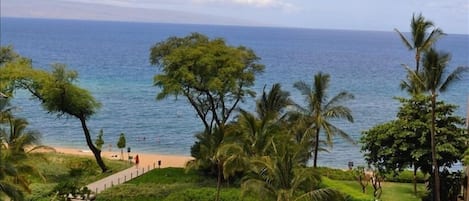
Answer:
(1, 17, 468, 168)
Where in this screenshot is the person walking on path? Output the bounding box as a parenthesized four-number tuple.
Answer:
(135, 154, 139, 168)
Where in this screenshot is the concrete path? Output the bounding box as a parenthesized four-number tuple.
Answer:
(87, 163, 158, 194)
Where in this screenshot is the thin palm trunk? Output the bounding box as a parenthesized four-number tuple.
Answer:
(313, 127, 320, 168)
(415, 50, 420, 73)
(430, 94, 440, 201)
(79, 116, 108, 173)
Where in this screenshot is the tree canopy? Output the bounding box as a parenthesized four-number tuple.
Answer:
(150, 32, 264, 133)
(361, 95, 467, 174)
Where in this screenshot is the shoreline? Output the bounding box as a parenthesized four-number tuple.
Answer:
(50, 146, 193, 168)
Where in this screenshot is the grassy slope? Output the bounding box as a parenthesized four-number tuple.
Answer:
(97, 167, 426, 201)
(25, 152, 131, 200)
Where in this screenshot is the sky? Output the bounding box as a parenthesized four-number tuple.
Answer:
(1, 0, 468, 34)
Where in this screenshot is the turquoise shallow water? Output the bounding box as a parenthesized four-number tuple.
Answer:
(1, 17, 468, 168)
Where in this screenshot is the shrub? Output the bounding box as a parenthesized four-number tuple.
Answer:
(384, 170, 427, 183)
(316, 167, 355, 181)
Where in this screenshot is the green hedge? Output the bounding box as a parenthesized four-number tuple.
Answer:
(316, 167, 355, 181)
(384, 170, 427, 183)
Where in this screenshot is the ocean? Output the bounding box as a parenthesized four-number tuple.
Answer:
(1, 17, 468, 168)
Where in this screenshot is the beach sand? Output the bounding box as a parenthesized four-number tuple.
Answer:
(51, 146, 193, 168)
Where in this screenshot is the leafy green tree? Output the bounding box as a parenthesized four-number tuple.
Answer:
(0, 46, 21, 66)
(150, 33, 264, 135)
(402, 49, 468, 200)
(362, 95, 467, 194)
(394, 13, 445, 73)
(151, 33, 263, 200)
(0, 62, 108, 173)
(117, 133, 126, 160)
(293, 72, 354, 168)
(95, 129, 105, 150)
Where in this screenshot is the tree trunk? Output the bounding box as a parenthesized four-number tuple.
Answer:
(465, 166, 469, 201)
(431, 95, 440, 201)
(313, 127, 320, 168)
(79, 116, 108, 173)
(413, 165, 417, 194)
(415, 50, 420, 73)
(216, 162, 222, 201)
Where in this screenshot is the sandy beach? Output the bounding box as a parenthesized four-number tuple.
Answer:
(51, 146, 193, 168)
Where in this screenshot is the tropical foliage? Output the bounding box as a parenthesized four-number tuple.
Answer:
(394, 13, 445, 73)
(293, 72, 354, 168)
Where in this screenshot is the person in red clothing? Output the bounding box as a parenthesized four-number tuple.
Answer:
(135, 154, 139, 168)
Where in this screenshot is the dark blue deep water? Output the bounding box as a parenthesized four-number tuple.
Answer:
(1, 17, 468, 168)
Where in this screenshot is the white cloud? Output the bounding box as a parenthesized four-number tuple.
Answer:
(193, 0, 298, 11)
(58, 0, 185, 9)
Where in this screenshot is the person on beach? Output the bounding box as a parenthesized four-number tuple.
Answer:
(135, 154, 139, 168)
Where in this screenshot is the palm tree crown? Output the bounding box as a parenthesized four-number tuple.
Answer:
(394, 13, 445, 73)
(293, 72, 354, 168)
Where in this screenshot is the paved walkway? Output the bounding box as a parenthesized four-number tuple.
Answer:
(85, 153, 192, 194)
(87, 162, 159, 194)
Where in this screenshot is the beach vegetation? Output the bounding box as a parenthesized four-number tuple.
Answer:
(361, 95, 467, 196)
(150, 32, 264, 136)
(117, 132, 126, 160)
(292, 72, 354, 168)
(404, 48, 468, 201)
(95, 129, 105, 150)
(150, 33, 264, 200)
(0, 104, 26, 200)
(0, 58, 109, 173)
(25, 152, 130, 201)
(241, 134, 346, 201)
(0, 46, 22, 67)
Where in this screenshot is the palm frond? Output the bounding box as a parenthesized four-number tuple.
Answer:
(295, 188, 346, 201)
(439, 66, 469, 92)
(394, 28, 413, 50)
(293, 81, 311, 97)
(324, 91, 354, 110)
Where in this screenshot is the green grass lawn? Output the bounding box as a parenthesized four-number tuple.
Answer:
(96, 167, 427, 201)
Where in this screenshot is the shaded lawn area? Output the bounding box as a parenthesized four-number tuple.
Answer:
(322, 177, 427, 201)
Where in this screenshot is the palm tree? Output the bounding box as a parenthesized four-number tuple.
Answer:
(186, 126, 226, 201)
(2, 117, 49, 155)
(0, 156, 25, 201)
(242, 134, 345, 201)
(236, 83, 293, 157)
(0, 96, 25, 200)
(403, 48, 468, 201)
(256, 83, 293, 122)
(293, 72, 354, 168)
(394, 13, 445, 73)
(0, 115, 53, 198)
